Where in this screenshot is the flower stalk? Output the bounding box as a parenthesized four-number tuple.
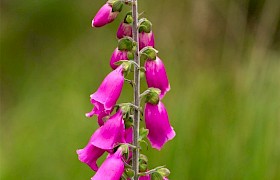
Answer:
(131, 0, 140, 179)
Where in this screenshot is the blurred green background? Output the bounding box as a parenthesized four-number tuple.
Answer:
(1, 0, 280, 179)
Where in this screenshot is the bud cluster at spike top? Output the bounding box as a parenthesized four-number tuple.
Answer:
(77, 1, 175, 179)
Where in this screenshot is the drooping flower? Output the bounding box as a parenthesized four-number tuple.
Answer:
(76, 134, 105, 171)
(91, 110, 126, 150)
(86, 66, 124, 123)
(110, 48, 129, 70)
(144, 101, 175, 150)
(92, 3, 119, 28)
(91, 148, 124, 180)
(145, 57, 170, 98)
(117, 21, 132, 39)
(139, 31, 155, 50)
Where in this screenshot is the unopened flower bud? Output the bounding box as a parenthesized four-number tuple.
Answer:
(117, 12, 133, 39)
(125, 168, 135, 178)
(145, 88, 161, 105)
(157, 168, 170, 177)
(139, 18, 152, 33)
(92, 3, 119, 28)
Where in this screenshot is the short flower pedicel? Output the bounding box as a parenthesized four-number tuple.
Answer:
(78, 1, 175, 179)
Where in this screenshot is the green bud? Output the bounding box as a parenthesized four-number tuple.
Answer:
(112, 0, 123, 12)
(118, 37, 134, 51)
(139, 163, 148, 172)
(157, 168, 170, 177)
(125, 168, 135, 178)
(138, 18, 152, 33)
(145, 88, 161, 104)
(151, 172, 163, 180)
(125, 15, 133, 24)
(140, 47, 158, 61)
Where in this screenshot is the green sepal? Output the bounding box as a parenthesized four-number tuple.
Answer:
(138, 18, 152, 33)
(140, 47, 158, 61)
(157, 168, 170, 177)
(121, 61, 132, 77)
(118, 37, 134, 51)
(127, 51, 134, 60)
(125, 168, 135, 178)
(139, 127, 149, 141)
(139, 154, 148, 164)
(151, 172, 163, 180)
(145, 88, 161, 104)
(124, 12, 133, 24)
(139, 163, 148, 172)
(124, 117, 133, 129)
(112, 0, 124, 12)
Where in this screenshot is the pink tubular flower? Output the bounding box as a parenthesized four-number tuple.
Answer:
(110, 48, 129, 70)
(139, 31, 155, 50)
(117, 21, 132, 39)
(86, 66, 124, 124)
(145, 57, 170, 98)
(92, 3, 119, 27)
(91, 111, 126, 150)
(76, 135, 105, 171)
(144, 101, 175, 150)
(91, 148, 124, 180)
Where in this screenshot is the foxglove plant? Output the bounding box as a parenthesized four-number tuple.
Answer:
(77, 0, 175, 179)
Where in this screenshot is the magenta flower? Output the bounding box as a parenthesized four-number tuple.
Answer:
(91, 111, 126, 150)
(139, 31, 155, 50)
(91, 148, 124, 180)
(86, 66, 124, 123)
(110, 48, 129, 70)
(145, 57, 170, 98)
(144, 101, 175, 150)
(92, 3, 119, 27)
(76, 134, 105, 171)
(117, 21, 132, 39)
(125, 127, 133, 143)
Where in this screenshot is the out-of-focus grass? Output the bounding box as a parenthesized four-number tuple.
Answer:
(1, 0, 280, 179)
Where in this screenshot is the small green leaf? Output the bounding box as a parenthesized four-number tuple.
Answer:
(139, 127, 149, 141)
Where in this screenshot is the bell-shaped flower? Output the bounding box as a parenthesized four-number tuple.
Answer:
(110, 48, 129, 70)
(145, 57, 170, 98)
(91, 111, 126, 150)
(92, 3, 120, 27)
(86, 66, 124, 122)
(139, 31, 155, 50)
(91, 148, 124, 180)
(117, 22, 132, 39)
(76, 134, 105, 171)
(144, 101, 175, 150)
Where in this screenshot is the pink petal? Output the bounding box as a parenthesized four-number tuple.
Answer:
(92, 3, 118, 27)
(91, 149, 124, 180)
(117, 21, 132, 39)
(144, 102, 175, 150)
(139, 31, 155, 50)
(110, 48, 129, 70)
(91, 111, 126, 150)
(145, 57, 170, 98)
